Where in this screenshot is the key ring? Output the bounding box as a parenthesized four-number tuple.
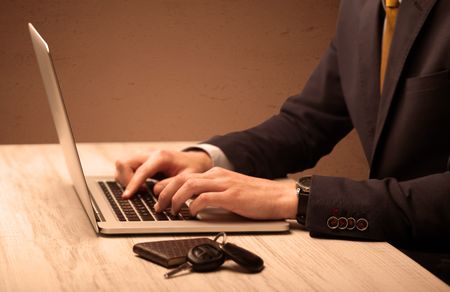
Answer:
(213, 232, 227, 247)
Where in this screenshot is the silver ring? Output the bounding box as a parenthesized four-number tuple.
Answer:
(213, 232, 227, 246)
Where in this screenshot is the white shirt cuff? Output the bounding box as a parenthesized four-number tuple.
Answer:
(183, 144, 234, 170)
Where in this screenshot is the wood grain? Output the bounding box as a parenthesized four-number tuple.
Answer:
(0, 143, 447, 291)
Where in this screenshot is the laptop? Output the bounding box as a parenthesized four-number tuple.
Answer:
(28, 23, 289, 235)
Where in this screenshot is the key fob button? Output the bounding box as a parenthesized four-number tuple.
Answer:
(188, 244, 225, 272)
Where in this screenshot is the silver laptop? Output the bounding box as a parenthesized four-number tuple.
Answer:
(28, 23, 289, 235)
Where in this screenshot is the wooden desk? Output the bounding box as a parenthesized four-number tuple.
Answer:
(0, 143, 447, 291)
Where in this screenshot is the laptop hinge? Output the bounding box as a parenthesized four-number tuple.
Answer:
(90, 193, 106, 222)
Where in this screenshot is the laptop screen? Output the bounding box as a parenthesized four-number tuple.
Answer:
(28, 23, 99, 233)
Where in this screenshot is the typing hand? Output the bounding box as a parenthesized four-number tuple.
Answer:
(155, 167, 298, 220)
(114, 149, 213, 199)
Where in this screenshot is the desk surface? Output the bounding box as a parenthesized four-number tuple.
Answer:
(0, 143, 448, 291)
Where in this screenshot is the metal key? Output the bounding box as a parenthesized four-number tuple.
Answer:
(164, 243, 225, 278)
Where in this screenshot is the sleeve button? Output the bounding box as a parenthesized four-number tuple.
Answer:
(347, 217, 356, 230)
(356, 218, 369, 231)
(327, 216, 339, 229)
(338, 217, 348, 229)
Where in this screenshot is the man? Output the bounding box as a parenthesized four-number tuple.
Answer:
(115, 0, 449, 244)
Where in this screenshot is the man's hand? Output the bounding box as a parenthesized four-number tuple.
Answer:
(154, 167, 298, 220)
(115, 149, 213, 199)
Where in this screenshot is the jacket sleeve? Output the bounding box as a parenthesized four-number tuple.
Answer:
(309, 171, 450, 243)
(205, 40, 353, 179)
(204, 37, 450, 244)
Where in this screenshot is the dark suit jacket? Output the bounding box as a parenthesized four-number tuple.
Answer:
(205, 0, 450, 243)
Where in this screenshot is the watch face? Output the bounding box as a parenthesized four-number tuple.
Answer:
(298, 176, 312, 192)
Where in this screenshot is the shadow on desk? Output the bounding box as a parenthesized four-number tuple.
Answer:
(399, 246, 450, 285)
(298, 226, 450, 286)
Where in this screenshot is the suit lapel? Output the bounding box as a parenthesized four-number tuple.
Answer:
(369, 0, 438, 168)
(357, 0, 384, 157)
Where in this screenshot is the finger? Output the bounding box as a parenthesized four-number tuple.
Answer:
(114, 154, 148, 187)
(189, 192, 231, 216)
(153, 164, 208, 196)
(153, 177, 174, 196)
(171, 178, 226, 214)
(155, 173, 194, 212)
(123, 158, 165, 199)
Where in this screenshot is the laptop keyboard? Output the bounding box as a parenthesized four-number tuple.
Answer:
(97, 181, 194, 222)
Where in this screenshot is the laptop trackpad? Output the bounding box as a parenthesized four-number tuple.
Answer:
(196, 207, 247, 222)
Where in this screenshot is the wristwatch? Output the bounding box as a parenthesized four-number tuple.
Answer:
(295, 176, 311, 225)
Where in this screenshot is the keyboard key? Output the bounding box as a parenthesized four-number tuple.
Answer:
(130, 195, 155, 221)
(99, 180, 196, 222)
(168, 213, 182, 220)
(154, 212, 169, 221)
(98, 182, 126, 221)
(141, 214, 154, 221)
(180, 210, 194, 220)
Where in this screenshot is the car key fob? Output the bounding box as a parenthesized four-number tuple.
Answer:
(165, 243, 225, 278)
(221, 242, 264, 273)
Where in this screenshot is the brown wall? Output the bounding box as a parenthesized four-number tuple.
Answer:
(0, 0, 369, 179)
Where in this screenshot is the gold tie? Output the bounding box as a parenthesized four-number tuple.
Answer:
(380, 0, 400, 92)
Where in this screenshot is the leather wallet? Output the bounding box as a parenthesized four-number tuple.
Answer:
(133, 237, 214, 268)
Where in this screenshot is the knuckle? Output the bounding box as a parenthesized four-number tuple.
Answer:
(153, 149, 171, 161)
(184, 177, 198, 189)
(114, 171, 121, 182)
(209, 166, 222, 174)
(158, 192, 169, 204)
(230, 189, 240, 200)
(196, 193, 211, 205)
(115, 159, 125, 170)
(175, 172, 189, 183)
(221, 176, 233, 185)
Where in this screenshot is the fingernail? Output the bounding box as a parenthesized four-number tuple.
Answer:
(122, 189, 130, 199)
(154, 202, 160, 212)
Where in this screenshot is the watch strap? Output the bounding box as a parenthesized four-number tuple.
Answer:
(296, 176, 311, 225)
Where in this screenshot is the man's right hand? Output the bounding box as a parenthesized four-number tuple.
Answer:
(114, 149, 213, 199)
